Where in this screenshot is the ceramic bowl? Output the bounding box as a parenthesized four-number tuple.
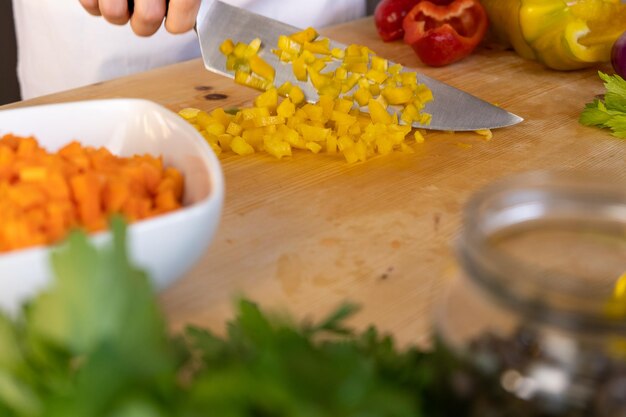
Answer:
(0, 99, 224, 312)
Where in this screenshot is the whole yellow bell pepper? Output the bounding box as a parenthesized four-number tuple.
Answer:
(481, 0, 626, 70)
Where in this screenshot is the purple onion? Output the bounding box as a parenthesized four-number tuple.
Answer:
(612, 30, 626, 78)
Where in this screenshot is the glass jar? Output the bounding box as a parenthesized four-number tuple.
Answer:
(435, 170, 626, 417)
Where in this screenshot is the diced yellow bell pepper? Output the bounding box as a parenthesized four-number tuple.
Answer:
(292, 55, 308, 82)
(318, 95, 335, 119)
(218, 134, 233, 150)
(334, 98, 353, 114)
(303, 39, 331, 55)
(368, 99, 392, 125)
(288, 85, 305, 105)
(309, 59, 327, 73)
(277, 81, 292, 97)
(254, 87, 279, 111)
(240, 107, 270, 120)
(205, 122, 226, 136)
(241, 116, 286, 129)
(232, 42, 248, 58)
(302, 104, 325, 122)
(289, 27, 318, 44)
(264, 136, 292, 159)
(365, 69, 387, 84)
(297, 124, 330, 142)
(245, 38, 262, 57)
(178, 107, 201, 121)
(211, 108, 234, 127)
(276, 98, 296, 118)
(234, 70, 273, 91)
(249, 55, 275, 83)
(220, 39, 235, 56)
(196, 28, 439, 162)
(226, 122, 243, 136)
(331, 48, 345, 59)
(381, 86, 414, 105)
(230, 136, 255, 155)
(307, 67, 330, 91)
(354, 87, 372, 107)
(277, 35, 301, 54)
(318, 82, 342, 99)
(305, 142, 322, 153)
(341, 73, 361, 93)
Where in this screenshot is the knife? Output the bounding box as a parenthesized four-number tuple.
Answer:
(132, 0, 523, 131)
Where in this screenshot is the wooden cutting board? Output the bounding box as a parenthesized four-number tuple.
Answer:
(3, 17, 624, 345)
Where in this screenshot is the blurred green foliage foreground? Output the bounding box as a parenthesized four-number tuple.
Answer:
(0, 219, 471, 417)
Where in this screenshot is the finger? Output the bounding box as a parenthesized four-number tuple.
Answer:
(98, 0, 130, 25)
(164, 0, 200, 34)
(79, 0, 102, 16)
(130, 0, 166, 36)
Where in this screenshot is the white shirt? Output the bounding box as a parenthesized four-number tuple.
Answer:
(12, 0, 366, 100)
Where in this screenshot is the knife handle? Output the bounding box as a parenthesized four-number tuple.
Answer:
(127, 0, 170, 14)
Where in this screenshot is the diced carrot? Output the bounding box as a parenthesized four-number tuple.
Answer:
(0, 135, 187, 252)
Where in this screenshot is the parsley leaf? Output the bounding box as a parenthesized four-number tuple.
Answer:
(580, 72, 626, 138)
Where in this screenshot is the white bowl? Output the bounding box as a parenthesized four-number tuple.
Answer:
(0, 99, 224, 313)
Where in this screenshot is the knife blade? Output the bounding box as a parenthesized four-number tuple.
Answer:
(195, 0, 523, 131)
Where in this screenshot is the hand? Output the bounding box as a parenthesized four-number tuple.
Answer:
(78, 0, 201, 36)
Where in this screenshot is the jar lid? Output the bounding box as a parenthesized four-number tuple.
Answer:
(459, 170, 626, 335)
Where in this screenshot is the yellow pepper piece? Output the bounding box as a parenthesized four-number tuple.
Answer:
(307, 67, 330, 91)
(331, 48, 345, 59)
(234, 70, 273, 91)
(230, 136, 255, 155)
(219, 39, 235, 56)
(205, 122, 226, 136)
(289, 27, 318, 44)
(211, 108, 233, 127)
(277, 35, 301, 55)
(264, 137, 292, 159)
(305, 142, 322, 153)
(179, 107, 201, 121)
(297, 124, 330, 142)
(365, 69, 388, 85)
(354, 87, 372, 107)
(226, 122, 243, 136)
(368, 99, 392, 125)
(232, 42, 248, 58)
(334, 98, 353, 114)
(249, 55, 275, 83)
(381, 86, 414, 105)
(309, 59, 327, 73)
(303, 39, 331, 55)
(475, 129, 493, 140)
(254, 87, 279, 111)
(277, 81, 292, 97)
(292, 55, 308, 82)
(277, 98, 296, 118)
(241, 116, 286, 129)
(288, 85, 305, 105)
(245, 38, 262, 57)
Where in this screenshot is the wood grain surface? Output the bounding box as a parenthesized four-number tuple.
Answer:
(3, 17, 624, 345)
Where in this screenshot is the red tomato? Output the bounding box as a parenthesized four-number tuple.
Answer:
(402, 0, 488, 67)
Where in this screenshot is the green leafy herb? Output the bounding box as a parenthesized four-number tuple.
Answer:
(580, 72, 626, 138)
(0, 220, 469, 417)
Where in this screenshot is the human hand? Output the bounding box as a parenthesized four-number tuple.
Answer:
(78, 0, 201, 36)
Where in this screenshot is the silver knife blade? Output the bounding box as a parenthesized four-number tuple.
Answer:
(196, 0, 523, 131)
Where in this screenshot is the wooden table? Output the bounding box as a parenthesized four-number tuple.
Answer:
(4, 18, 624, 345)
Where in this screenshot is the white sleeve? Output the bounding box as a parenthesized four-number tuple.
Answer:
(12, 0, 366, 100)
